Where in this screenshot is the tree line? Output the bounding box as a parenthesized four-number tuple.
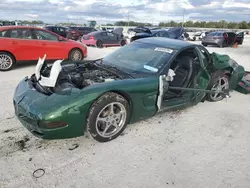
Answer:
(113, 20, 250, 29)
(1, 19, 250, 29)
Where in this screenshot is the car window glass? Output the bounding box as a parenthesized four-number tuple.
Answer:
(155, 31, 164, 37)
(168, 32, 176, 38)
(33, 30, 58, 41)
(103, 42, 174, 74)
(101, 32, 107, 36)
(59, 28, 65, 32)
(163, 31, 169, 37)
(107, 32, 115, 37)
(10, 29, 32, 39)
(197, 46, 210, 66)
(0, 30, 8, 38)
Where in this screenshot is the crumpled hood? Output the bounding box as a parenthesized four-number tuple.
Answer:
(167, 27, 184, 39)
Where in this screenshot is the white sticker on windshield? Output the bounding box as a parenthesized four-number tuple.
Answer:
(144, 65, 158, 72)
(154, 47, 173, 53)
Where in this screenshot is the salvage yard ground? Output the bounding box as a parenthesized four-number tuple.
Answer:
(1, 36, 250, 188)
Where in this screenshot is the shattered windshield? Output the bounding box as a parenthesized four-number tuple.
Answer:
(102, 42, 174, 75)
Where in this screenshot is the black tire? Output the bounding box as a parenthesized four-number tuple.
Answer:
(96, 40, 103, 48)
(202, 43, 207, 47)
(0, 52, 15, 71)
(120, 40, 126, 46)
(206, 71, 230, 102)
(86, 92, 130, 142)
(68, 48, 83, 61)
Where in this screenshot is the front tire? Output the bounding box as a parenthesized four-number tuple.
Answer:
(202, 43, 207, 47)
(0, 52, 15, 71)
(69, 49, 83, 61)
(87, 92, 130, 142)
(206, 71, 230, 102)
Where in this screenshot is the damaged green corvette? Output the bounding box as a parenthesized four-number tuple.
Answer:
(13, 38, 245, 142)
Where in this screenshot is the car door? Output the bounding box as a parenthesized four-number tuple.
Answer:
(32, 29, 67, 59)
(100, 32, 110, 44)
(6, 28, 41, 61)
(107, 32, 119, 44)
(194, 46, 211, 103)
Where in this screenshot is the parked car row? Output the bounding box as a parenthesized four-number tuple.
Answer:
(43, 25, 97, 41)
(0, 26, 87, 71)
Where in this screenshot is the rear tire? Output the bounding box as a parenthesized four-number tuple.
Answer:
(120, 40, 126, 46)
(69, 49, 83, 61)
(202, 43, 207, 47)
(0, 52, 15, 71)
(86, 92, 130, 142)
(96, 40, 103, 48)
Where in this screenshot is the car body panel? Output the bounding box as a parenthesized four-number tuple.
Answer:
(13, 38, 245, 139)
(0, 26, 87, 62)
(236, 72, 250, 94)
(131, 28, 184, 42)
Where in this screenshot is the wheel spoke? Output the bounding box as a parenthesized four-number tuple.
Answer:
(97, 116, 107, 122)
(109, 104, 114, 115)
(102, 124, 111, 136)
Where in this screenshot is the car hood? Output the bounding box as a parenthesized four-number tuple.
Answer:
(113, 27, 123, 36)
(167, 27, 185, 38)
(135, 33, 152, 37)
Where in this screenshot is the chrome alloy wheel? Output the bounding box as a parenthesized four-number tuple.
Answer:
(0, 54, 13, 70)
(210, 76, 229, 101)
(95, 102, 127, 138)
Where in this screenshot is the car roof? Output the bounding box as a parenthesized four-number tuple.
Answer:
(151, 29, 166, 34)
(136, 37, 194, 50)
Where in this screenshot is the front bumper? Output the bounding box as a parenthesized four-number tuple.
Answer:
(13, 78, 86, 139)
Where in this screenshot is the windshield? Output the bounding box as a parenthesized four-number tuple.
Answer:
(103, 42, 174, 75)
(207, 32, 223, 36)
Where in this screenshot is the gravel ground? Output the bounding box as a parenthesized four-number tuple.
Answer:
(0, 37, 250, 188)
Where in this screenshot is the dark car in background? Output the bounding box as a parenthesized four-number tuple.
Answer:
(130, 27, 184, 42)
(44, 26, 69, 38)
(201, 31, 244, 47)
(81, 28, 126, 48)
(66, 27, 97, 41)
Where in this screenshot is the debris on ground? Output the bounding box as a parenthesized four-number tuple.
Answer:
(15, 135, 30, 150)
(69, 144, 79, 151)
(33, 168, 45, 178)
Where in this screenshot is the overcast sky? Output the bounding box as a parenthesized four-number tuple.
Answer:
(1, 0, 250, 24)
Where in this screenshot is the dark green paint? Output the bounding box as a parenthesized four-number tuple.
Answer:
(13, 46, 245, 139)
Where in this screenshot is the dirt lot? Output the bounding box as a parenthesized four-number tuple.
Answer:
(1, 37, 250, 188)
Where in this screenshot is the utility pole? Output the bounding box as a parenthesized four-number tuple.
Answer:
(182, 8, 185, 27)
(127, 12, 130, 27)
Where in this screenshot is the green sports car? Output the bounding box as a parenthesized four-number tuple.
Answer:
(13, 38, 245, 142)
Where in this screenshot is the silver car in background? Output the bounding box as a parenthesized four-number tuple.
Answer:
(201, 31, 244, 48)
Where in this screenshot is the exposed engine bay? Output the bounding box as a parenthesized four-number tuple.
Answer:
(30, 56, 122, 95)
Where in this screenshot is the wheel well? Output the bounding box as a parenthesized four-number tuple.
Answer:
(88, 90, 133, 122)
(0, 51, 16, 62)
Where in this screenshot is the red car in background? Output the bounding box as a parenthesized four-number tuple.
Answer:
(0, 26, 87, 71)
(66, 27, 97, 41)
